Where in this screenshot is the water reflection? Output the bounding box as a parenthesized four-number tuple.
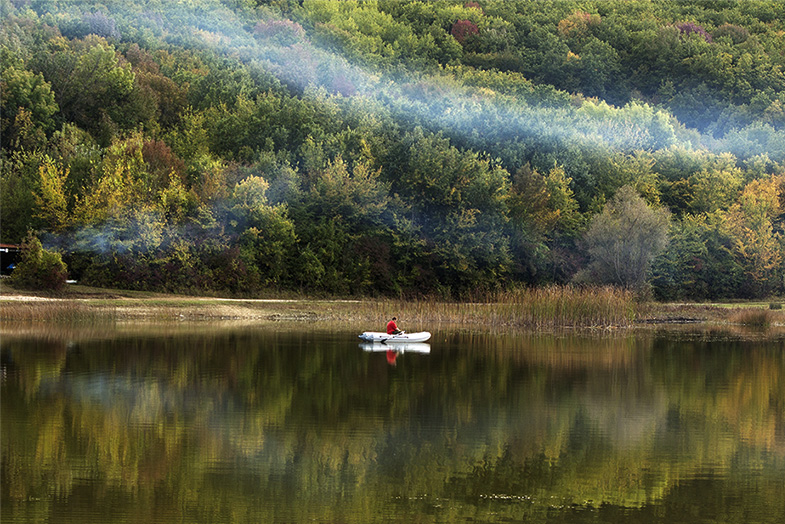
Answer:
(361, 341, 431, 368)
(1, 324, 784, 523)
(360, 342, 431, 354)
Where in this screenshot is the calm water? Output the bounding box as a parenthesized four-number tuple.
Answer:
(2, 323, 784, 523)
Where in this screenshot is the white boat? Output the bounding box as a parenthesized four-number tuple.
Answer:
(360, 342, 431, 354)
(358, 331, 431, 343)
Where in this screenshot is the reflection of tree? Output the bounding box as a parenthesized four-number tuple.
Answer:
(2, 328, 784, 522)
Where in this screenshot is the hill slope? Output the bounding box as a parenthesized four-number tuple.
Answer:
(1, 0, 783, 299)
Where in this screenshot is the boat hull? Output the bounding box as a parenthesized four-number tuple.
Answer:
(358, 331, 431, 343)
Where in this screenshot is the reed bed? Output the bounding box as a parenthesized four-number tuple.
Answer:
(730, 308, 776, 328)
(363, 285, 639, 328)
(0, 300, 117, 323)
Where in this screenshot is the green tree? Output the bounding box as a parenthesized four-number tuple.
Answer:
(393, 129, 512, 292)
(73, 135, 149, 224)
(231, 175, 297, 286)
(290, 156, 392, 293)
(687, 154, 744, 214)
(0, 64, 59, 149)
(507, 163, 582, 282)
(9, 231, 68, 291)
(651, 213, 745, 300)
(0, 150, 47, 243)
(566, 37, 622, 101)
(49, 36, 136, 145)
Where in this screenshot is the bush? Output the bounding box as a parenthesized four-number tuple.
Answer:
(9, 232, 68, 291)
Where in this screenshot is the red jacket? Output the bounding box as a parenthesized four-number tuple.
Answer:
(386, 320, 398, 334)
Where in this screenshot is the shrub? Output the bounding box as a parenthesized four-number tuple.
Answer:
(9, 232, 68, 291)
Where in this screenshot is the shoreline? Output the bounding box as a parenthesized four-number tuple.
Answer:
(2, 284, 784, 332)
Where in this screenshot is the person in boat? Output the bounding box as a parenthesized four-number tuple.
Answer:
(387, 317, 402, 335)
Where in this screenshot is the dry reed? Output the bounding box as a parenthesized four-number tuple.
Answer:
(0, 300, 116, 323)
(363, 285, 638, 328)
(730, 308, 774, 328)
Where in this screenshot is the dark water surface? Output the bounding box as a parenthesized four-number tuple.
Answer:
(2, 323, 784, 523)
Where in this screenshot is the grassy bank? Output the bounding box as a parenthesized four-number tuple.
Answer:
(1, 282, 783, 329)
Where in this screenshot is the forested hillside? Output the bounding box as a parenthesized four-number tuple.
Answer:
(2, 0, 784, 298)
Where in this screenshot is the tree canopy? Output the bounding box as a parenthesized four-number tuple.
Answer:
(2, 0, 784, 298)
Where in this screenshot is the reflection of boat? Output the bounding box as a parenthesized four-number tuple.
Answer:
(360, 342, 431, 354)
(358, 331, 431, 343)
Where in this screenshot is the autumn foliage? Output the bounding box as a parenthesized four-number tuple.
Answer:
(1, 0, 784, 299)
(451, 19, 479, 44)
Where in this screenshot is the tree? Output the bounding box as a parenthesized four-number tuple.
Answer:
(651, 212, 744, 300)
(73, 135, 149, 225)
(289, 156, 392, 293)
(686, 155, 744, 214)
(0, 150, 47, 243)
(231, 175, 297, 287)
(34, 157, 70, 233)
(451, 19, 478, 45)
(507, 163, 582, 282)
(508, 163, 580, 237)
(724, 176, 783, 297)
(0, 65, 59, 149)
(51, 36, 136, 144)
(9, 231, 68, 291)
(393, 129, 512, 292)
(579, 185, 670, 290)
(566, 37, 622, 101)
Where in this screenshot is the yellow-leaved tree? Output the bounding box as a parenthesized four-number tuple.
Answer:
(34, 157, 70, 233)
(723, 176, 783, 297)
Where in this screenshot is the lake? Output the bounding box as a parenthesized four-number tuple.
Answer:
(2, 322, 784, 523)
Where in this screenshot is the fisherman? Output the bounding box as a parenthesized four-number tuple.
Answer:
(386, 316, 402, 335)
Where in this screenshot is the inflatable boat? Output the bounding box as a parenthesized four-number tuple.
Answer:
(358, 331, 431, 343)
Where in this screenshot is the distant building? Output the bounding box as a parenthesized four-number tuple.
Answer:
(0, 244, 21, 275)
